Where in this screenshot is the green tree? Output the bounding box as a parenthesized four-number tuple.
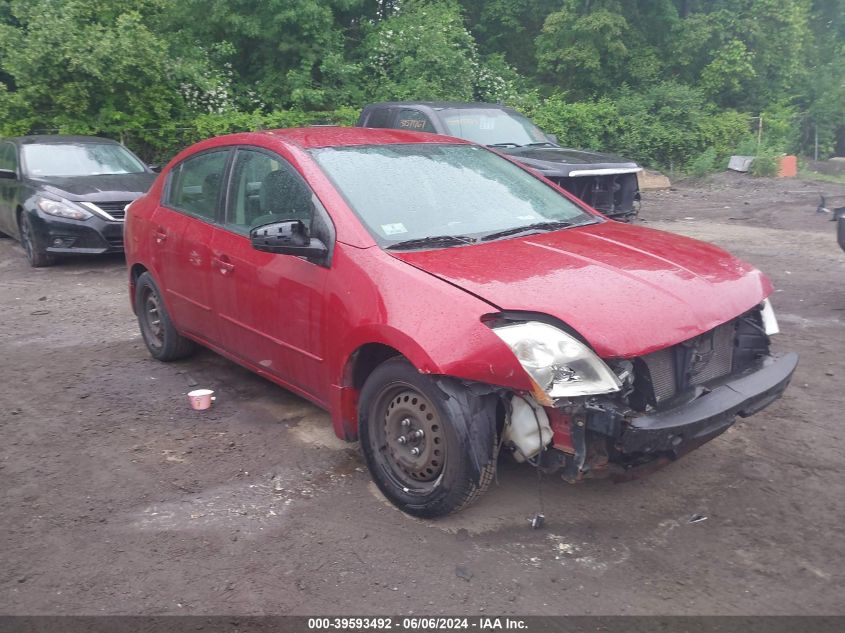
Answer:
(360, 0, 519, 102)
(535, 0, 679, 98)
(459, 0, 560, 75)
(166, 0, 368, 110)
(0, 0, 211, 140)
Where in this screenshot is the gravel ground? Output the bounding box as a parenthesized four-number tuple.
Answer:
(1, 172, 844, 616)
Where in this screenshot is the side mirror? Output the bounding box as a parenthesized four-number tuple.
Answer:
(250, 220, 328, 260)
(0, 169, 17, 180)
(148, 164, 161, 173)
(546, 133, 558, 145)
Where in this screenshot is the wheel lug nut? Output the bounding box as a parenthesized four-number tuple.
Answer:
(397, 436, 407, 445)
(410, 447, 420, 456)
(413, 430, 424, 439)
(401, 418, 411, 427)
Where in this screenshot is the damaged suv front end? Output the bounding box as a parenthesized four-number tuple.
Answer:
(488, 300, 797, 482)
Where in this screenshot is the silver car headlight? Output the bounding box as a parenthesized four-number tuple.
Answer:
(760, 298, 779, 335)
(492, 321, 622, 402)
(36, 197, 93, 221)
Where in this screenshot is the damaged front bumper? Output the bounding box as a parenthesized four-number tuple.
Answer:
(618, 352, 798, 455)
(541, 352, 798, 481)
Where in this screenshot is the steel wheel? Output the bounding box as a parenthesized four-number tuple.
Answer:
(370, 382, 447, 494)
(358, 357, 498, 517)
(133, 272, 196, 361)
(140, 287, 164, 350)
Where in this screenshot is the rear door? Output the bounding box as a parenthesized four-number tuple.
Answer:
(209, 147, 332, 404)
(151, 148, 231, 344)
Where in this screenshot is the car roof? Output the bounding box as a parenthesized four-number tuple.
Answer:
(5, 135, 121, 145)
(255, 126, 471, 149)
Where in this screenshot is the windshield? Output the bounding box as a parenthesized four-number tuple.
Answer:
(440, 108, 551, 147)
(22, 143, 147, 177)
(309, 144, 594, 248)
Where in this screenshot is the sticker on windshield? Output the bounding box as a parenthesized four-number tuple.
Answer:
(381, 223, 408, 236)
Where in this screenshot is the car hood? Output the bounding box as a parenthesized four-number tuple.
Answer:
(500, 146, 640, 178)
(28, 173, 156, 201)
(389, 221, 771, 358)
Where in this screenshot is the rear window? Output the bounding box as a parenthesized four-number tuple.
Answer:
(364, 108, 394, 128)
(165, 150, 229, 221)
(396, 110, 435, 133)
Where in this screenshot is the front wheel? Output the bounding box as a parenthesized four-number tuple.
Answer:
(19, 212, 55, 267)
(359, 358, 498, 518)
(134, 272, 196, 361)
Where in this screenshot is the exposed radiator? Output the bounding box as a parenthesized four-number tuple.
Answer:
(640, 321, 736, 404)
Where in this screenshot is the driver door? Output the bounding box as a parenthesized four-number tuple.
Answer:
(209, 147, 331, 405)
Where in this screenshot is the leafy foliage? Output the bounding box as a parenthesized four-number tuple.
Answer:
(360, 0, 519, 102)
(0, 0, 842, 167)
(750, 151, 780, 177)
(687, 147, 720, 178)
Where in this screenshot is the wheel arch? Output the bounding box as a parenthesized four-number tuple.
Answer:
(128, 263, 150, 315)
(332, 328, 448, 441)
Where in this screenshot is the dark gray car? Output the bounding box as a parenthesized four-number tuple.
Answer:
(0, 135, 156, 267)
(357, 102, 642, 220)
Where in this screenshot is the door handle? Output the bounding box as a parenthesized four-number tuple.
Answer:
(154, 227, 167, 244)
(212, 256, 235, 275)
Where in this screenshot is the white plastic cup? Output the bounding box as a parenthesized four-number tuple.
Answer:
(187, 389, 215, 410)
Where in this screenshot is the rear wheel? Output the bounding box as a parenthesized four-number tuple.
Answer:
(19, 212, 55, 267)
(359, 357, 497, 517)
(134, 272, 196, 361)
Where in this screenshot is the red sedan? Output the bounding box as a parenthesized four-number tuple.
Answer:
(125, 127, 797, 517)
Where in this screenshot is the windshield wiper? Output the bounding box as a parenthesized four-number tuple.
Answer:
(487, 142, 522, 149)
(525, 142, 558, 148)
(480, 221, 575, 242)
(386, 235, 476, 250)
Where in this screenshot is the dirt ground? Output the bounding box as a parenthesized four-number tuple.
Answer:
(1, 172, 844, 616)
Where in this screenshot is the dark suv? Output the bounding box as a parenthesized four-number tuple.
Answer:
(0, 135, 156, 267)
(357, 102, 642, 221)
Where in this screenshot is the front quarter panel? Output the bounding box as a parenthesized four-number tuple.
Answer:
(325, 243, 531, 439)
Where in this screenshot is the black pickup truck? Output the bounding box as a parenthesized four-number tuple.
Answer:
(357, 102, 642, 221)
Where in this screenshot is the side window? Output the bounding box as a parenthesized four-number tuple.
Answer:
(0, 143, 17, 172)
(365, 108, 393, 129)
(225, 149, 316, 235)
(166, 150, 229, 221)
(396, 109, 435, 133)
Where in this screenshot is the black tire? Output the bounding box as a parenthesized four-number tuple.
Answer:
(359, 357, 498, 518)
(19, 212, 55, 267)
(134, 272, 196, 361)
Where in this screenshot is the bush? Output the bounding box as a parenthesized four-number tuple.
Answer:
(520, 94, 621, 151)
(750, 152, 780, 177)
(516, 83, 749, 172)
(123, 108, 360, 163)
(687, 147, 719, 177)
